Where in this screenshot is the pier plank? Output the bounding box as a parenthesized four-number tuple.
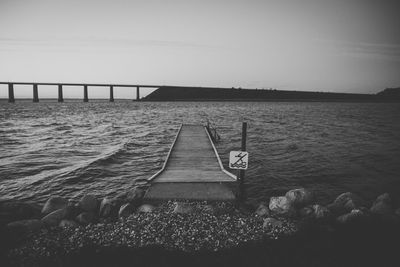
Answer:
(144, 124, 236, 201)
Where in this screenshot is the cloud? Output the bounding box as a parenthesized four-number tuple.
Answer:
(315, 38, 400, 62)
(0, 36, 219, 52)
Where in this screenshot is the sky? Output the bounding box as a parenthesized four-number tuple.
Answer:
(1, 0, 400, 98)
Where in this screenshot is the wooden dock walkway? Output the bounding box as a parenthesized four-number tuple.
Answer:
(144, 124, 237, 201)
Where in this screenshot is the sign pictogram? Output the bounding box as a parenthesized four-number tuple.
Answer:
(229, 151, 249, 170)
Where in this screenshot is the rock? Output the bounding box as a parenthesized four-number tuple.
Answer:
(299, 206, 314, 218)
(41, 208, 67, 226)
(79, 195, 99, 212)
(64, 203, 81, 219)
(312, 204, 331, 221)
(6, 219, 44, 240)
(99, 197, 118, 218)
(327, 192, 360, 216)
(59, 219, 79, 228)
(118, 203, 134, 219)
(76, 212, 96, 225)
(285, 188, 314, 208)
(336, 209, 365, 224)
(41, 197, 68, 215)
(263, 217, 283, 229)
(255, 202, 270, 217)
(370, 193, 394, 216)
(269, 196, 296, 217)
(126, 187, 145, 205)
(202, 204, 215, 214)
(172, 202, 194, 214)
(115, 192, 128, 203)
(137, 204, 156, 213)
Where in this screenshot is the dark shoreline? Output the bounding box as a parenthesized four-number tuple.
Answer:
(143, 86, 400, 102)
(2, 219, 399, 267)
(2, 188, 400, 267)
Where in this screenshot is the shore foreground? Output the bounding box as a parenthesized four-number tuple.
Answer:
(1, 186, 400, 266)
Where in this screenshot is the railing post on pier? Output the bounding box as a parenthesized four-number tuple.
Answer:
(110, 85, 114, 102)
(237, 122, 247, 201)
(83, 85, 88, 102)
(136, 86, 140, 101)
(8, 83, 15, 103)
(33, 84, 39, 102)
(58, 84, 64, 102)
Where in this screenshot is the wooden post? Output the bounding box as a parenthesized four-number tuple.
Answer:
(110, 85, 114, 102)
(83, 85, 88, 102)
(136, 86, 140, 101)
(58, 84, 64, 102)
(238, 122, 247, 181)
(33, 84, 39, 102)
(237, 122, 247, 201)
(8, 83, 15, 103)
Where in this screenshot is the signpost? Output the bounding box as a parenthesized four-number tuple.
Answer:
(230, 122, 248, 201)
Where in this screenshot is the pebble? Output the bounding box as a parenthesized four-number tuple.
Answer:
(7, 201, 297, 265)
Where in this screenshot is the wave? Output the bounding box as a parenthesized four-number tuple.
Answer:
(8, 138, 140, 187)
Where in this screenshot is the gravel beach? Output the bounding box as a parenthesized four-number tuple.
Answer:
(5, 201, 297, 266)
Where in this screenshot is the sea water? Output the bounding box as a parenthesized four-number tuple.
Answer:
(1, 100, 399, 205)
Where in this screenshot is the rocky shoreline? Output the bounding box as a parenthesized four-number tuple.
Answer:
(1, 185, 400, 266)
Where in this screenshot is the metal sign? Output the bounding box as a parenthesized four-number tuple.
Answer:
(229, 151, 249, 170)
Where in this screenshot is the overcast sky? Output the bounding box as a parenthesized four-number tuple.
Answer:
(1, 0, 400, 98)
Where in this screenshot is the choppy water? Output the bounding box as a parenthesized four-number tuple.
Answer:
(1, 100, 400, 206)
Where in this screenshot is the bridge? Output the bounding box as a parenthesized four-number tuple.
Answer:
(144, 124, 237, 201)
(0, 81, 162, 102)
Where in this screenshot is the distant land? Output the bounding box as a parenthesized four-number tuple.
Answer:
(143, 86, 400, 102)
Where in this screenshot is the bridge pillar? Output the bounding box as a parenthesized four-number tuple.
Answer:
(110, 86, 114, 102)
(83, 85, 88, 102)
(58, 84, 64, 102)
(33, 84, 39, 102)
(8, 83, 15, 103)
(136, 86, 140, 101)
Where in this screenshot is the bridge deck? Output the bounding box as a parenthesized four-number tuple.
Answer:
(144, 124, 236, 201)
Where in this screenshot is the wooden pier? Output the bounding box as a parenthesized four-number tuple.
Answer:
(144, 124, 237, 201)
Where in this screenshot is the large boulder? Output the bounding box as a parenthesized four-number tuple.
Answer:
(327, 192, 361, 216)
(118, 203, 134, 219)
(41, 197, 68, 215)
(6, 219, 44, 240)
(76, 212, 96, 225)
(137, 204, 156, 213)
(370, 193, 394, 216)
(79, 195, 99, 212)
(299, 204, 331, 221)
(336, 209, 365, 224)
(255, 202, 270, 217)
(115, 192, 128, 203)
(41, 208, 67, 227)
(59, 219, 79, 228)
(172, 202, 194, 214)
(312, 204, 331, 221)
(63, 203, 81, 219)
(99, 197, 118, 218)
(126, 187, 145, 205)
(269, 196, 296, 217)
(299, 206, 314, 218)
(263, 217, 283, 230)
(285, 188, 314, 208)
